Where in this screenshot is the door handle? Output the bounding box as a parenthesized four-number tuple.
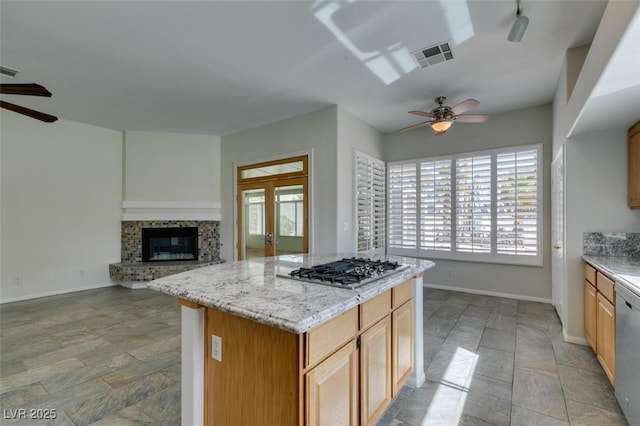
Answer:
(553, 244, 561, 249)
(265, 233, 273, 245)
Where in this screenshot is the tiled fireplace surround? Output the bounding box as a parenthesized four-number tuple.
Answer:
(109, 220, 223, 284)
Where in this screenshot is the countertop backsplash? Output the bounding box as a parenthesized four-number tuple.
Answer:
(583, 232, 640, 258)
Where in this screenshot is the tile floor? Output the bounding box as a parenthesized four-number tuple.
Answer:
(379, 288, 627, 426)
(0, 286, 627, 425)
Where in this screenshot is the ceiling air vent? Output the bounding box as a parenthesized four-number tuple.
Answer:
(412, 42, 454, 69)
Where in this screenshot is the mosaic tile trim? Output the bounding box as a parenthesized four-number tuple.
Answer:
(109, 260, 224, 282)
(583, 232, 640, 258)
(120, 220, 221, 263)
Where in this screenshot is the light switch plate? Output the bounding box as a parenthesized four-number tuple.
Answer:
(211, 335, 222, 361)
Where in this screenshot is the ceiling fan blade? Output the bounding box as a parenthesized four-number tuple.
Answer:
(0, 100, 58, 122)
(409, 110, 435, 118)
(399, 121, 431, 132)
(0, 83, 52, 97)
(451, 99, 479, 115)
(455, 114, 490, 123)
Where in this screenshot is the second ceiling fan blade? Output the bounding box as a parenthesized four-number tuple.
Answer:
(455, 114, 490, 123)
(451, 99, 479, 115)
(409, 110, 435, 118)
(0, 100, 58, 122)
(399, 121, 431, 132)
(0, 83, 52, 97)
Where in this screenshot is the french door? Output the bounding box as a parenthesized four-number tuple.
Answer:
(237, 156, 308, 260)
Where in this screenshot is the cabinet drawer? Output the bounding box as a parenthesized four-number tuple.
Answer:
(597, 272, 615, 305)
(306, 307, 357, 368)
(361, 290, 391, 331)
(584, 263, 596, 285)
(392, 279, 413, 309)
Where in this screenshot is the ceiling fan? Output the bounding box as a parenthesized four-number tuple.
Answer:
(0, 73, 58, 123)
(400, 96, 489, 135)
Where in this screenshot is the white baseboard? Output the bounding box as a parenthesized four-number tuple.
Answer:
(118, 281, 148, 289)
(423, 283, 553, 304)
(562, 332, 589, 346)
(0, 281, 117, 304)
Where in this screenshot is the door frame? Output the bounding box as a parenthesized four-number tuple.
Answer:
(551, 145, 566, 326)
(234, 151, 312, 260)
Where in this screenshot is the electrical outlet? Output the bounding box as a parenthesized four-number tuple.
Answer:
(211, 335, 222, 361)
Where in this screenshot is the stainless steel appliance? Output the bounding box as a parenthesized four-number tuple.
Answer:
(282, 257, 408, 289)
(615, 281, 640, 425)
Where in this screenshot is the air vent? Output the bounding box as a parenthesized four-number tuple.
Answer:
(412, 42, 454, 69)
(0, 66, 20, 78)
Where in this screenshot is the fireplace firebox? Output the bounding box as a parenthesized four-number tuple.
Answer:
(142, 227, 198, 262)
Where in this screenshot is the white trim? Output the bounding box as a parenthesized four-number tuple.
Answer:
(407, 274, 426, 388)
(181, 305, 205, 426)
(117, 281, 148, 289)
(122, 213, 221, 221)
(122, 201, 221, 209)
(0, 281, 117, 304)
(423, 282, 553, 304)
(562, 332, 589, 346)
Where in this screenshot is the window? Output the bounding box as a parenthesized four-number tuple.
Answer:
(388, 144, 542, 266)
(355, 151, 386, 252)
(277, 192, 304, 237)
(246, 195, 265, 235)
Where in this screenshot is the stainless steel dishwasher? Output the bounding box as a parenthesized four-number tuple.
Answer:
(616, 281, 640, 425)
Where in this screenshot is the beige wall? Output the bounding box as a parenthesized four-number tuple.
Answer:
(552, 2, 640, 340)
(220, 106, 338, 261)
(1, 112, 123, 301)
(123, 131, 221, 219)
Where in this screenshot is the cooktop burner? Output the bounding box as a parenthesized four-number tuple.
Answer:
(281, 257, 408, 289)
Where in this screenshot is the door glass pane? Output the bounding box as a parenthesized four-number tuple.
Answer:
(275, 185, 304, 256)
(241, 160, 304, 179)
(242, 188, 266, 259)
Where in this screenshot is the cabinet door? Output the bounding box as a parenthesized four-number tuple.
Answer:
(305, 341, 358, 426)
(584, 280, 597, 351)
(392, 301, 414, 396)
(360, 316, 392, 426)
(596, 293, 616, 386)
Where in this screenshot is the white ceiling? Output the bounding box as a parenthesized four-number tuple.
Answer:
(0, 0, 621, 136)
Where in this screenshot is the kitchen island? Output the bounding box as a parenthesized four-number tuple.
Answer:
(148, 253, 434, 426)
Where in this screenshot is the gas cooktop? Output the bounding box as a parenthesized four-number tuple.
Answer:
(280, 257, 408, 289)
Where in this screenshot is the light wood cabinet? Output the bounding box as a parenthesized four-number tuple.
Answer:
(305, 341, 358, 426)
(205, 282, 416, 425)
(629, 120, 640, 209)
(584, 280, 597, 351)
(392, 301, 414, 396)
(360, 316, 392, 426)
(597, 292, 616, 386)
(583, 261, 616, 387)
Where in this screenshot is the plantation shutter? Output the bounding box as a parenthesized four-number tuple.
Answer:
(456, 155, 492, 253)
(496, 148, 538, 255)
(420, 159, 452, 251)
(355, 152, 386, 252)
(388, 163, 417, 249)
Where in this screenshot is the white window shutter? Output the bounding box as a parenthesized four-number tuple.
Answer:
(355, 152, 386, 252)
(420, 159, 452, 251)
(456, 155, 492, 253)
(496, 149, 538, 255)
(388, 163, 417, 249)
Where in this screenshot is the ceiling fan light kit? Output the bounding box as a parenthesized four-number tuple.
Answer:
(430, 119, 453, 134)
(508, 0, 529, 42)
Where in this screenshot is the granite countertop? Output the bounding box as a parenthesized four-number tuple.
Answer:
(582, 255, 640, 295)
(147, 253, 435, 334)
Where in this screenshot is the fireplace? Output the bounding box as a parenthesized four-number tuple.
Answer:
(142, 227, 198, 262)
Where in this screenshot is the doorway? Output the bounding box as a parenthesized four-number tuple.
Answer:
(237, 155, 309, 260)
